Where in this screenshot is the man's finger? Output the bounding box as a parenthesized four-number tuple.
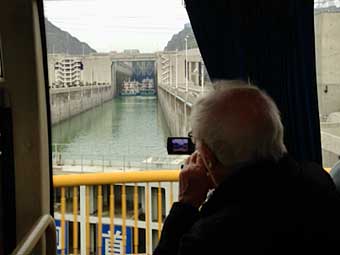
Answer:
(196, 153, 204, 165)
(185, 156, 190, 165)
(191, 151, 198, 164)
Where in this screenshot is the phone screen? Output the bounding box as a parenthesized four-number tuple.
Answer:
(167, 137, 195, 155)
(172, 138, 189, 153)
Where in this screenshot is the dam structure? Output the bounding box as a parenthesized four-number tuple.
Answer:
(48, 54, 133, 124)
(49, 43, 340, 170)
(48, 49, 210, 171)
(49, 49, 210, 254)
(156, 48, 211, 136)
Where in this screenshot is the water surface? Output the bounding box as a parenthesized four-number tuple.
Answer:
(52, 96, 173, 169)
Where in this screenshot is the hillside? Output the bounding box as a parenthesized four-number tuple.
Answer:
(45, 19, 96, 55)
(164, 23, 198, 51)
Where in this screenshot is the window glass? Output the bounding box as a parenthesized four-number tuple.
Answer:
(44, 0, 211, 173)
(44, 1, 210, 252)
(315, 0, 340, 168)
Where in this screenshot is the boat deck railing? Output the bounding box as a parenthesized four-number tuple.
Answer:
(53, 170, 179, 255)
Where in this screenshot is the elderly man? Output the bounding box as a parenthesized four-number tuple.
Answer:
(154, 80, 340, 255)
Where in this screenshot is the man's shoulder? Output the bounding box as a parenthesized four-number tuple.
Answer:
(183, 205, 270, 254)
(280, 155, 340, 206)
(282, 155, 336, 192)
(193, 155, 340, 235)
(191, 204, 250, 239)
(178, 156, 340, 254)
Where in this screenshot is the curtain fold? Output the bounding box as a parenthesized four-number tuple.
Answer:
(185, 0, 322, 164)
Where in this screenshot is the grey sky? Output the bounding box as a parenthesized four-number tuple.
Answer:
(44, 0, 190, 53)
(315, 0, 340, 7)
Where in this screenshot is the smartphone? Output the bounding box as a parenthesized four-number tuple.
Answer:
(167, 137, 195, 155)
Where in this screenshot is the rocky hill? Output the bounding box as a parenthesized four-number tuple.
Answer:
(45, 18, 96, 55)
(164, 23, 198, 51)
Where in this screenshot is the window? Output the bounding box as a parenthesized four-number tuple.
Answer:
(45, 0, 211, 172)
(45, 0, 210, 253)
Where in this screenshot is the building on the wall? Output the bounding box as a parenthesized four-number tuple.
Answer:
(48, 53, 133, 89)
(54, 57, 82, 87)
(48, 54, 113, 88)
(157, 48, 209, 89)
(48, 55, 83, 88)
(123, 49, 140, 55)
(48, 54, 111, 88)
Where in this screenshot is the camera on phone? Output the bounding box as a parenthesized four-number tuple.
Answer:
(167, 137, 195, 155)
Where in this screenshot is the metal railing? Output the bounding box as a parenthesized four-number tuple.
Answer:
(158, 83, 212, 106)
(53, 170, 179, 255)
(12, 215, 56, 255)
(51, 144, 185, 171)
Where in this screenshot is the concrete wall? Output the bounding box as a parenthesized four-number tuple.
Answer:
(48, 54, 113, 87)
(156, 48, 210, 137)
(47, 54, 57, 86)
(81, 55, 112, 85)
(315, 12, 340, 117)
(314, 12, 340, 167)
(317, 84, 340, 119)
(50, 85, 113, 124)
(322, 149, 339, 168)
(157, 86, 191, 136)
(111, 62, 133, 96)
(47, 54, 134, 125)
(321, 130, 340, 167)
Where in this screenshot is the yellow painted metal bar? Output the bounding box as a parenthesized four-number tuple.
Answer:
(170, 182, 173, 206)
(86, 186, 90, 255)
(53, 170, 179, 187)
(133, 184, 139, 254)
(97, 185, 103, 255)
(122, 184, 127, 255)
(157, 183, 162, 239)
(60, 187, 66, 255)
(73, 187, 78, 255)
(110, 185, 115, 255)
(145, 183, 150, 255)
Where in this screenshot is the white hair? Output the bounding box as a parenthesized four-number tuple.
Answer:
(190, 80, 287, 168)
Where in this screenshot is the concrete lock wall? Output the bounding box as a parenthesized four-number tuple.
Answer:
(315, 12, 340, 117)
(50, 85, 113, 124)
(158, 86, 191, 137)
(317, 84, 340, 120)
(314, 11, 340, 167)
(81, 55, 112, 85)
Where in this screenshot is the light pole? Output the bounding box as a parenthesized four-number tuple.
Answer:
(201, 62, 205, 93)
(175, 49, 178, 89)
(185, 36, 189, 93)
(169, 58, 172, 87)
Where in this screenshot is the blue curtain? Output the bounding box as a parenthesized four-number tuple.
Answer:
(185, 0, 322, 164)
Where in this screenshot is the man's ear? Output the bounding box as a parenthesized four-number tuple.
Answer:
(199, 142, 216, 170)
(198, 141, 219, 188)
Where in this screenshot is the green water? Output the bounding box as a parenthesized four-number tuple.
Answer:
(52, 96, 172, 169)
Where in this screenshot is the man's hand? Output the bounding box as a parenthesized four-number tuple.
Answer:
(179, 152, 214, 208)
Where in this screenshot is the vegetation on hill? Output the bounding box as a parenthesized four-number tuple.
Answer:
(45, 18, 96, 55)
(164, 23, 198, 51)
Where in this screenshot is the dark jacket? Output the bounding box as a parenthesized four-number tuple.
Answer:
(154, 155, 340, 255)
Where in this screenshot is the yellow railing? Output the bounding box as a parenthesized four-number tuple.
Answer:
(53, 170, 179, 255)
